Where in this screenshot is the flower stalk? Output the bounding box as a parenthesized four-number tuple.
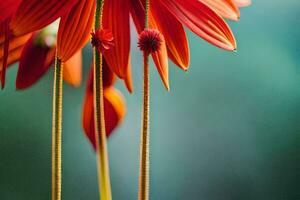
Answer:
(51, 56, 63, 200)
(138, 0, 151, 199)
(138, 52, 150, 200)
(93, 0, 112, 199)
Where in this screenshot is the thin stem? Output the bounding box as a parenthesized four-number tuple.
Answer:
(138, 1, 151, 199)
(93, 0, 112, 200)
(51, 57, 63, 200)
(138, 53, 150, 200)
(144, 0, 150, 29)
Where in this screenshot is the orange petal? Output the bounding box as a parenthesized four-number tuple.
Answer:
(0, 43, 24, 67)
(104, 87, 126, 136)
(159, 0, 236, 51)
(82, 69, 126, 150)
(102, 0, 130, 79)
(150, 33, 170, 91)
(16, 34, 55, 90)
(63, 51, 82, 87)
(0, 34, 31, 58)
(201, 0, 240, 21)
(151, 0, 189, 70)
(124, 61, 134, 93)
(0, 32, 31, 67)
(10, 0, 78, 36)
(233, 0, 251, 7)
(57, 0, 95, 62)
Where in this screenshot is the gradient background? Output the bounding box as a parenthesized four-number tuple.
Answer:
(1, 1, 300, 199)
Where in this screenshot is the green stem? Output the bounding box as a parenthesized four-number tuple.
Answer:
(51, 57, 63, 200)
(93, 0, 112, 199)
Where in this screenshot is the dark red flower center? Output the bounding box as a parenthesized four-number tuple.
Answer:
(91, 29, 114, 53)
(138, 29, 162, 54)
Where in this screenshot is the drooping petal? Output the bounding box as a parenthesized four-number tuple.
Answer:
(0, 44, 23, 67)
(201, 0, 240, 21)
(0, 33, 28, 67)
(0, 26, 32, 88)
(233, 0, 251, 7)
(0, 0, 22, 24)
(159, 0, 236, 51)
(102, 0, 130, 79)
(63, 51, 82, 87)
(82, 68, 125, 150)
(124, 61, 134, 93)
(151, 0, 189, 70)
(10, 0, 78, 36)
(82, 88, 126, 149)
(103, 87, 126, 137)
(16, 34, 55, 90)
(0, 20, 10, 88)
(57, 0, 95, 62)
(0, 34, 31, 58)
(150, 33, 170, 90)
(130, 0, 170, 90)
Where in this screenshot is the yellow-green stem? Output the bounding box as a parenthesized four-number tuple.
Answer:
(93, 0, 112, 199)
(51, 57, 63, 200)
(138, 53, 150, 200)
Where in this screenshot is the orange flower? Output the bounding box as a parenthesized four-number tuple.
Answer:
(102, 0, 248, 90)
(83, 63, 126, 149)
(1, 0, 125, 141)
(0, 0, 250, 145)
(0, 0, 78, 88)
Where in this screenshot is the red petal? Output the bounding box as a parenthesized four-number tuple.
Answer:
(0, 44, 23, 67)
(151, 0, 189, 70)
(159, 0, 236, 51)
(57, 0, 95, 62)
(102, 0, 130, 79)
(201, 0, 240, 21)
(63, 51, 82, 87)
(0, 0, 22, 24)
(10, 0, 78, 36)
(16, 34, 55, 90)
(0, 20, 10, 88)
(87, 60, 116, 94)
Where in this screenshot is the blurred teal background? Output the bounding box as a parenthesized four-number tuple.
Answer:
(1, 1, 300, 199)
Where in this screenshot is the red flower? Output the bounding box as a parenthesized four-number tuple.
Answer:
(91, 29, 115, 53)
(0, 0, 78, 88)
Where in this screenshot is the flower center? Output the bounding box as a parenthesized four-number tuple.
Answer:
(91, 28, 114, 53)
(138, 29, 162, 55)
